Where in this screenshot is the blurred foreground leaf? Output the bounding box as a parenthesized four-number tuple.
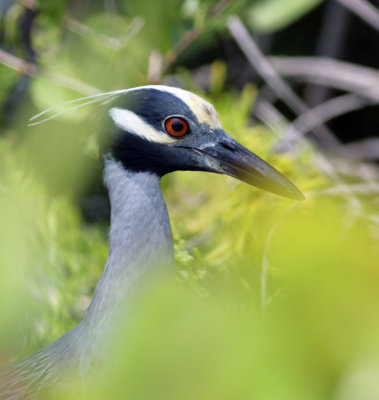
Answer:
(248, 0, 324, 34)
(43, 196, 379, 400)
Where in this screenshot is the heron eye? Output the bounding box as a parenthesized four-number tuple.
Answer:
(164, 117, 189, 138)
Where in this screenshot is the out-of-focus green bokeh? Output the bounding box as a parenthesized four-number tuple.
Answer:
(1, 0, 378, 398)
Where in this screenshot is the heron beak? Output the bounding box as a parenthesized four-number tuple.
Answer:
(198, 130, 304, 201)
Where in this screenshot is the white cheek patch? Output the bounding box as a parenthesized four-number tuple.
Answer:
(109, 107, 176, 144)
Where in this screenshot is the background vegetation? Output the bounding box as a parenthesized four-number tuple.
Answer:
(0, 0, 378, 398)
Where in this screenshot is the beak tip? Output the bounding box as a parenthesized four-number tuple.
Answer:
(290, 188, 305, 201)
(270, 185, 305, 202)
(276, 180, 305, 201)
(257, 176, 304, 201)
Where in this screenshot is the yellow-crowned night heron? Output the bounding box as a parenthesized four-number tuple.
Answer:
(0, 86, 303, 399)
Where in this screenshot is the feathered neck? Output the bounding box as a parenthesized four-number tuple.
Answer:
(74, 157, 175, 366)
(87, 157, 175, 320)
(1, 157, 176, 395)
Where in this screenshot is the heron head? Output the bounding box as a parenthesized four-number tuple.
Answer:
(109, 85, 304, 201)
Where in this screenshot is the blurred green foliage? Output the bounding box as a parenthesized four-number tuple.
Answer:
(47, 194, 379, 400)
(0, 137, 109, 359)
(0, 0, 378, 399)
(1, 84, 378, 398)
(248, 0, 324, 33)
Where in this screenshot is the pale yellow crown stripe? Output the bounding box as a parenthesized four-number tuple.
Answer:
(153, 86, 222, 130)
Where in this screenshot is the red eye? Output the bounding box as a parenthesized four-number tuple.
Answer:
(164, 117, 189, 138)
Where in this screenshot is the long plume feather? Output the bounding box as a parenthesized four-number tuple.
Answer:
(28, 88, 135, 126)
(28, 85, 188, 126)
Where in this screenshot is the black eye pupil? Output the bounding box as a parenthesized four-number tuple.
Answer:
(171, 121, 183, 131)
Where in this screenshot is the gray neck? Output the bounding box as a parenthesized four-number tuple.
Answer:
(85, 158, 174, 328)
(68, 158, 174, 373)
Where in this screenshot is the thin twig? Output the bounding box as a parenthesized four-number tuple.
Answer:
(164, 0, 233, 70)
(336, 0, 379, 32)
(0, 49, 100, 96)
(227, 17, 306, 113)
(343, 138, 379, 160)
(256, 94, 378, 162)
(304, 1, 351, 106)
(65, 18, 121, 49)
(312, 181, 379, 196)
(283, 93, 375, 152)
(269, 56, 379, 101)
(254, 99, 290, 136)
(165, 29, 201, 66)
(43, 71, 101, 96)
(333, 158, 379, 181)
(64, 16, 144, 51)
(0, 49, 37, 75)
(227, 15, 341, 149)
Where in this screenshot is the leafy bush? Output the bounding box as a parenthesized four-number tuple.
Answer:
(1, 0, 378, 398)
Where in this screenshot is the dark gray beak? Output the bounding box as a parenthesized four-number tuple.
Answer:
(195, 130, 304, 201)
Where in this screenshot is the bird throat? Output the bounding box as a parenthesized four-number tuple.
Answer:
(70, 157, 175, 377)
(89, 157, 175, 315)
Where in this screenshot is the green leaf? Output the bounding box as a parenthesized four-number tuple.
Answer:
(248, 0, 324, 33)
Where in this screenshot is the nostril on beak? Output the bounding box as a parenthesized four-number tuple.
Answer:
(220, 142, 235, 152)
